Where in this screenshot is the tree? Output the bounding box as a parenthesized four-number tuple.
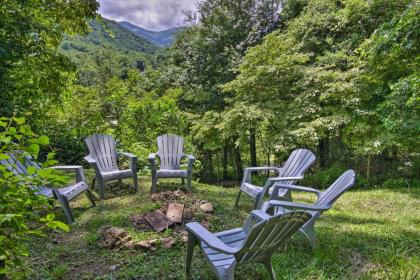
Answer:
(0, 0, 99, 119)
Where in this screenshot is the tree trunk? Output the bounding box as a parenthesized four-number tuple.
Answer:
(249, 128, 257, 167)
(318, 136, 330, 168)
(207, 150, 214, 184)
(233, 145, 243, 181)
(223, 143, 228, 180)
(366, 154, 372, 183)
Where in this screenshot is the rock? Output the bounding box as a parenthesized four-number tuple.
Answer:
(173, 190, 185, 197)
(144, 210, 173, 232)
(109, 265, 119, 271)
(201, 219, 210, 229)
(183, 208, 193, 220)
(134, 241, 152, 250)
(161, 237, 175, 249)
(124, 241, 135, 249)
(151, 193, 161, 201)
(166, 203, 184, 223)
(98, 226, 130, 249)
(179, 230, 189, 243)
(200, 202, 213, 213)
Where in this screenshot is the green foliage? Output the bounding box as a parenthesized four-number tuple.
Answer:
(0, 0, 99, 120)
(0, 117, 69, 277)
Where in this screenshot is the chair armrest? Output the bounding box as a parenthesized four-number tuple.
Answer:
(250, 210, 271, 222)
(244, 210, 271, 232)
(245, 167, 280, 172)
(272, 184, 321, 195)
(118, 152, 137, 159)
(50, 165, 86, 183)
(148, 153, 157, 171)
(84, 156, 97, 165)
(269, 175, 304, 181)
(119, 152, 137, 170)
(243, 166, 281, 184)
(185, 222, 238, 254)
(267, 200, 330, 212)
(184, 154, 195, 174)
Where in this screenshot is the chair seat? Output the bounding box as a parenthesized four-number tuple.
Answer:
(241, 182, 288, 199)
(56, 181, 89, 201)
(200, 228, 246, 275)
(157, 169, 188, 178)
(100, 169, 133, 180)
(34, 186, 54, 198)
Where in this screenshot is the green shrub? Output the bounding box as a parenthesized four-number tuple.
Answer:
(301, 164, 348, 189)
(0, 117, 69, 277)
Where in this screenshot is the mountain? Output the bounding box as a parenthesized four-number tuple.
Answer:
(60, 18, 161, 86)
(119, 21, 183, 47)
(61, 18, 158, 54)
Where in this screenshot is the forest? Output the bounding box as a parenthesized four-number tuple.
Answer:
(0, 0, 419, 278)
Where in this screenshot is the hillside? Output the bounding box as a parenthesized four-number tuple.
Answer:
(61, 18, 158, 54)
(60, 18, 160, 86)
(119, 21, 183, 47)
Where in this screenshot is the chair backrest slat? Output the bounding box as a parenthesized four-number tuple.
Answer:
(277, 149, 316, 185)
(0, 153, 51, 196)
(235, 211, 310, 264)
(316, 170, 355, 207)
(85, 134, 118, 171)
(156, 134, 184, 170)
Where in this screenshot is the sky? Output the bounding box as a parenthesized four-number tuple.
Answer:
(98, 0, 197, 31)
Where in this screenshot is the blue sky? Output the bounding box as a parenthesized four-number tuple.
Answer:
(98, 0, 197, 31)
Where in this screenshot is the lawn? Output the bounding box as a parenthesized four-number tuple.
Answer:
(25, 176, 419, 279)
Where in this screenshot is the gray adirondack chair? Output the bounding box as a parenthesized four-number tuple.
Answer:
(1, 153, 96, 224)
(235, 149, 316, 209)
(186, 209, 311, 280)
(148, 134, 195, 193)
(84, 134, 138, 199)
(262, 170, 356, 249)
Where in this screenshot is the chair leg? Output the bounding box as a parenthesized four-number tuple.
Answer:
(91, 177, 96, 189)
(58, 196, 75, 224)
(186, 176, 192, 191)
(97, 177, 105, 200)
(186, 233, 196, 279)
(133, 174, 139, 193)
(300, 219, 316, 250)
(234, 189, 242, 207)
(263, 258, 276, 280)
(151, 172, 157, 194)
(85, 190, 96, 207)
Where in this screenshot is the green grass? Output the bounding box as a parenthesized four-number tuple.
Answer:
(25, 177, 419, 279)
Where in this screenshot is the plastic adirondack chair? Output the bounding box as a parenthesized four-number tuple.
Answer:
(84, 134, 138, 199)
(148, 134, 195, 193)
(186, 209, 311, 280)
(235, 149, 316, 209)
(262, 170, 356, 249)
(1, 152, 96, 224)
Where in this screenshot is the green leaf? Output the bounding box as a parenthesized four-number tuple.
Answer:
(13, 117, 25, 125)
(47, 221, 70, 232)
(34, 135, 49, 145)
(26, 143, 40, 157)
(26, 166, 37, 175)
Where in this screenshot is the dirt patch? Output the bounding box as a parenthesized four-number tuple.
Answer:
(349, 251, 381, 278)
(130, 190, 214, 239)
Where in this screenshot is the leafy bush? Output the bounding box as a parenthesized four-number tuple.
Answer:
(0, 117, 69, 277)
(301, 164, 349, 189)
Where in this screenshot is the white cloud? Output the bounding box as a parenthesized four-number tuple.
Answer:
(98, 0, 197, 31)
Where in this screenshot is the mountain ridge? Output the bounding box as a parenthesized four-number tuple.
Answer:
(119, 21, 183, 47)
